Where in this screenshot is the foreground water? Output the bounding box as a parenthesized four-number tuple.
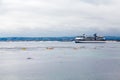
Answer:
(0, 41, 120, 80)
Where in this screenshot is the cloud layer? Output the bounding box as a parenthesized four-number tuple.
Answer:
(0, 0, 120, 36)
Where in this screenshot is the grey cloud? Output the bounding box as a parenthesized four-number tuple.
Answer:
(80, 0, 112, 5)
(0, 0, 120, 36)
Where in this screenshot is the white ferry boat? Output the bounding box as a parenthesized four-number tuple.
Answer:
(75, 34, 106, 43)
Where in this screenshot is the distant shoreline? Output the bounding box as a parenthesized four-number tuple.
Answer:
(0, 36, 119, 41)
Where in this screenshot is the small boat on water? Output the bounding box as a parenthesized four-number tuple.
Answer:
(75, 33, 106, 43)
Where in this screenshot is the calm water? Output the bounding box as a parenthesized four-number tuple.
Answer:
(0, 41, 120, 80)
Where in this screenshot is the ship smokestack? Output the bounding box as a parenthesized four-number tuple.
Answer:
(94, 33, 97, 40)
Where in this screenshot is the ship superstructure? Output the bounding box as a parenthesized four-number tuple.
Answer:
(75, 33, 106, 43)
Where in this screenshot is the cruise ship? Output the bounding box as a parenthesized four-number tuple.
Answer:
(75, 33, 106, 43)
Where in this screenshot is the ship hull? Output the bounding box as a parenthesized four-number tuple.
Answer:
(75, 41, 106, 43)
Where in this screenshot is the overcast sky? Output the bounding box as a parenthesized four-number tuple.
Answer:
(0, 0, 120, 37)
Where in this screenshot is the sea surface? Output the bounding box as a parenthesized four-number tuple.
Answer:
(0, 41, 120, 80)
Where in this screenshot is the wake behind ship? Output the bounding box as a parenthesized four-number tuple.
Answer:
(75, 33, 106, 43)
